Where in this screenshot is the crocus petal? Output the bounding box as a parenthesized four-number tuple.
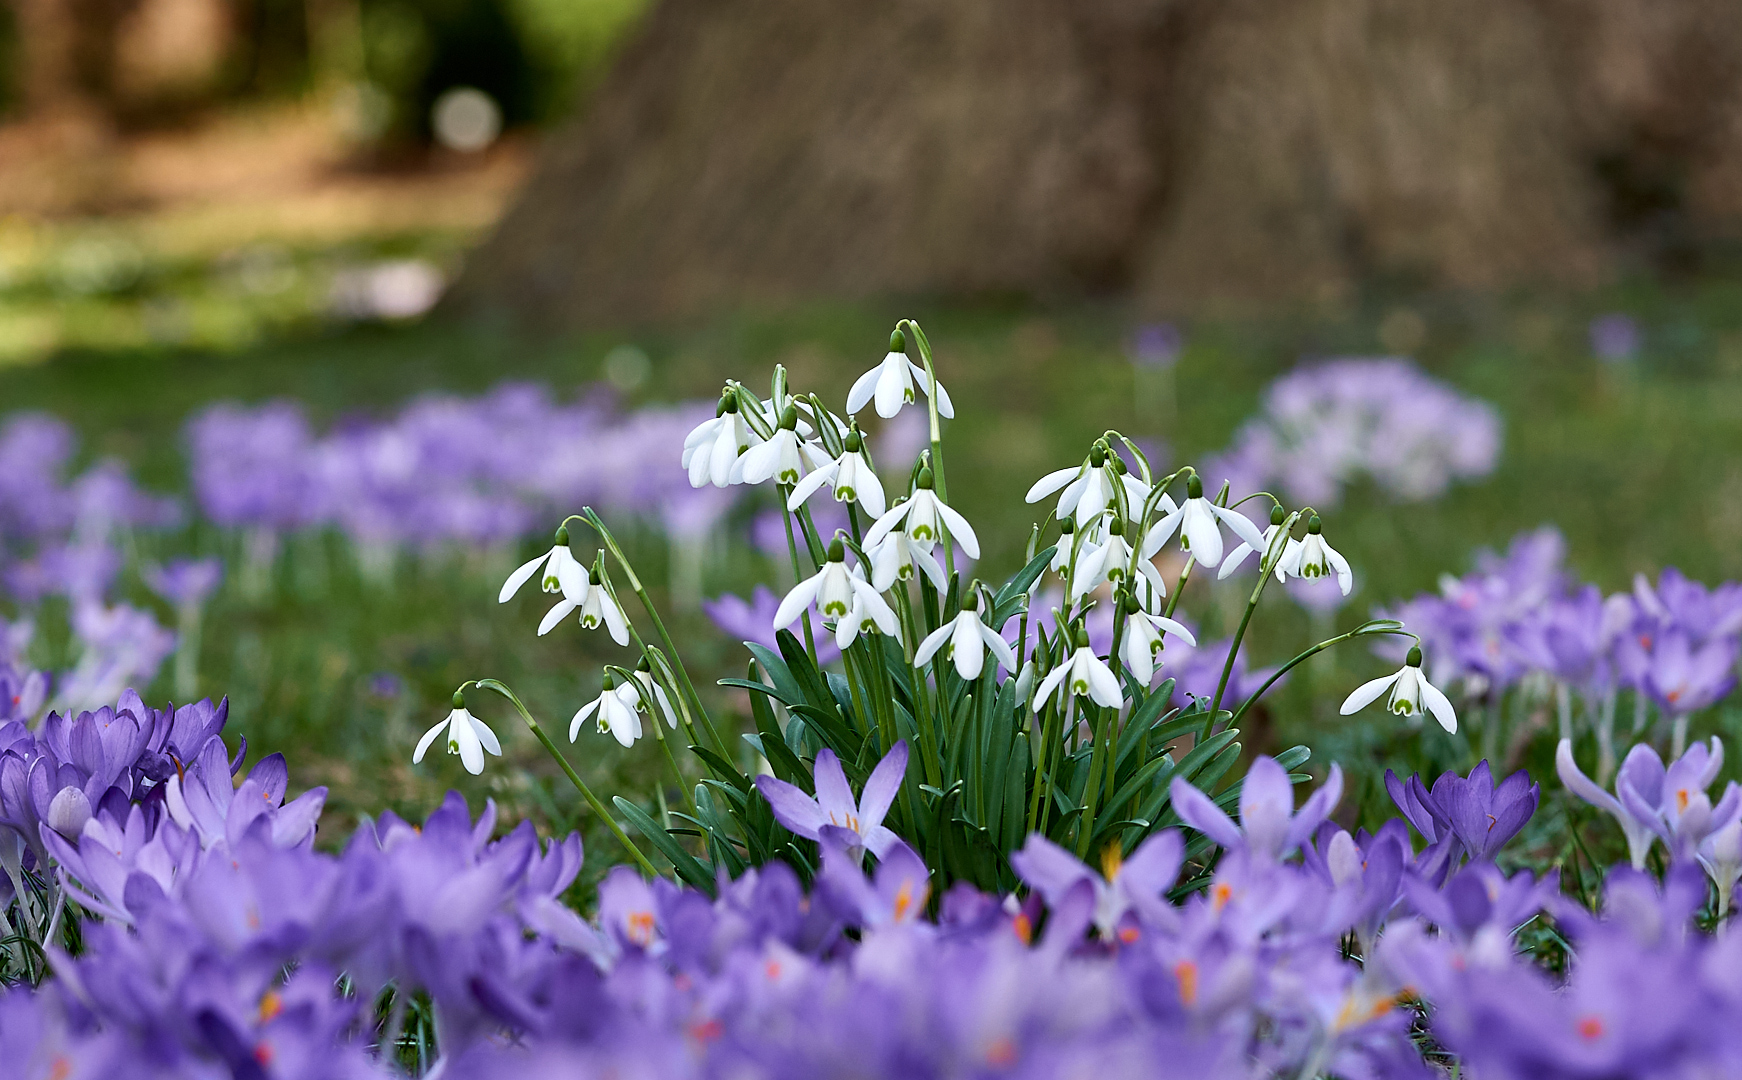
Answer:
(1284, 764, 1344, 855)
(1169, 777, 1244, 850)
(499, 552, 547, 603)
(1555, 739, 1622, 816)
(811, 749, 857, 826)
(857, 741, 908, 835)
(1340, 672, 1401, 715)
(1238, 757, 1294, 858)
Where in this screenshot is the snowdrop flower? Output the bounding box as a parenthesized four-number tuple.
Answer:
(1026, 443, 1164, 529)
(1340, 646, 1457, 732)
(682, 392, 753, 488)
(1278, 515, 1351, 595)
(868, 525, 947, 592)
(914, 588, 1017, 679)
(863, 468, 979, 557)
(1035, 628, 1123, 709)
(835, 573, 901, 649)
(1219, 505, 1291, 580)
(499, 527, 584, 603)
(541, 564, 631, 645)
(1120, 594, 1198, 686)
(572, 672, 643, 747)
(1069, 518, 1171, 603)
(846, 328, 954, 420)
(535, 556, 591, 634)
(732, 404, 825, 486)
(754, 741, 909, 858)
(629, 658, 679, 730)
(1141, 474, 1266, 569)
(775, 538, 895, 641)
(785, 428, 886, 516)
(413, 691, 502, 775)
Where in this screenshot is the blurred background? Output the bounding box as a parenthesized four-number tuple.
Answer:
(3, 0, 1742, 862)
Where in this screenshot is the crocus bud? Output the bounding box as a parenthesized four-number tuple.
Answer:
(47, 787, 91, 840)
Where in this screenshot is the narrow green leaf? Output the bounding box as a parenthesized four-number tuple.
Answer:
(613, 797, 715, 895)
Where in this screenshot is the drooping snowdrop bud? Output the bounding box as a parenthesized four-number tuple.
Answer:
(775, 538, 897, 648)
(414, 689, 504, 775)
(682, 390, 756, 488)
(863, 468, 980, 558)
(572, 671, 644, 747)
(785, 426, 887, 516)
(1278, 514, 1352, 595)
(846, 328, 955, 419)
(45, 786, 92, 840)
(1034, 627, 1123, 709)
(1119, 591, 1198, 686)
(1141, 474, 1266, 569)
(1219, 504, 1291, 580)
(1340, 646, 1457, 732)
(914, 586, 1017, 680)
(499, 525, 586, 603)
(868, 525, 947, 591)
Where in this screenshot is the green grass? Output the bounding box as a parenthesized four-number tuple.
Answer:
(10, 274, 1742, 870)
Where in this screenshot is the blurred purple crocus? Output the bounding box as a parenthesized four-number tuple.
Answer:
(1589, 313, 1641, 363)
(1010, 830, 1183, 939)
(1128, 324, 1184, 369)
(1558, 737, 1736, 868)
(704, 587, 841, 667)
(143, 557, 224, 609)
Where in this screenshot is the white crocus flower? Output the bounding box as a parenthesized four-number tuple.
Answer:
(1340, 646, 1457, 733)
(1120, 603, 1197, 686)
(915, 592, 1016, 680)
(682, 395, 754, 488)
(785, 430, 886, 517)
(499, 532, 585, 604)
(1277, 515, 1352, 595)
(846, 329, 955, 419)
(414, 694, 503, 775)
(834, 570, 900, 649)
(869, 527, 947, 592)
(572, 674, 644, 747)
(1141, 475, 1266, 569)
(1034, 632, 1124, 709)
(775, 539, 890, 631)
(863, 470, 979, 558)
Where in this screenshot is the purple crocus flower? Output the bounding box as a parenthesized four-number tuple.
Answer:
(1558, 736, 1734, 868)
(1010, 830, 1183, 940)
(1170, 755, 1343, 862)
(819, 835, 932, 929)
(1128, 324, 1184, 369)
(1434, 760, 1539, 863)
(1589, 313, 1641, 362)
(753, 741, 907, 858)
